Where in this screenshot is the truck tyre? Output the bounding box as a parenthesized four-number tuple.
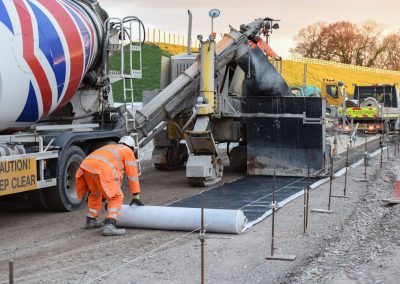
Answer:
(27, 189, 51, 211)
(45, 146, 87, 212)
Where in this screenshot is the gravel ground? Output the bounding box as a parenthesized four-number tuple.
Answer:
(0, 143, 399, 283)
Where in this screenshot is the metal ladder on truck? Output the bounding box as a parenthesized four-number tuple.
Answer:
(104, 16, 144, 174)
(104, 16, 143, 129)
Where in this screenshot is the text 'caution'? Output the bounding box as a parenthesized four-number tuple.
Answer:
(0, 157, 37, 196)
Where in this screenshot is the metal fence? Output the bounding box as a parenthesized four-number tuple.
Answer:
(286, 55, 400, 76)
(145, 28, 201, 48)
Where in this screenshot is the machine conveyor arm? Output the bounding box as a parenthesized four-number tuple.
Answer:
(131, 19, 266, 147)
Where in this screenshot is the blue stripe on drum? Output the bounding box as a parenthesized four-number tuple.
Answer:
(16, 82, 39, 122)
(0, 0, 14, 34)
(65, 0, 94, 64)
(27, 0, 67, 100)
(62, 2, 91, 71)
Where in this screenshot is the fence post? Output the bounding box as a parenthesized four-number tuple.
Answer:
(152, 29, 155, 43)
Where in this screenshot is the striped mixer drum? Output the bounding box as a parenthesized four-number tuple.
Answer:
(0, 0, 105, 131)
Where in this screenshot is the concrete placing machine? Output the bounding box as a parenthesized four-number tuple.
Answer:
(0, 0, 326, 211)
(135, 19, 326, 186)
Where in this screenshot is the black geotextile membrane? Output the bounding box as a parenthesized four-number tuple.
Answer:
(169, 176, 321, 223)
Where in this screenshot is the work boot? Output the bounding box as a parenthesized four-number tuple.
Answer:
(85, 217, 103, 229)
(103, 218, 126, 236)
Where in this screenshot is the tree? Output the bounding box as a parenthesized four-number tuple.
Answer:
(354, 21, 386, 67)
(290, 22, 328, 59)
(291, 20, 400, 70)
(377, 31, 400, 70)
(323, 21, 359, 64)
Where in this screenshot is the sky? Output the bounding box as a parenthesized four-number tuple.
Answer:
(100, 0, 400, 56)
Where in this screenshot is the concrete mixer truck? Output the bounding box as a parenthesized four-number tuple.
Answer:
(0, 0, 145, 211)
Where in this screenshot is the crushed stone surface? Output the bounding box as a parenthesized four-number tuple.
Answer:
(0, 144, 399, 283)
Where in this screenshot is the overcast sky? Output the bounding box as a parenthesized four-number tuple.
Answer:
(100, 0, 400, 56)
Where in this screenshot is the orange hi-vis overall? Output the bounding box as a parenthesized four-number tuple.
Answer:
(249, 38, 278, 58)
(76, 144, 140, 220)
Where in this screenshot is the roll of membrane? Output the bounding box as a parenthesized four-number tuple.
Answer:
(117, 205, 247, 234)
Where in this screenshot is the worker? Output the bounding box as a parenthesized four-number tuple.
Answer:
(249, 29, 281, 61)
(76, 136, 143, 236)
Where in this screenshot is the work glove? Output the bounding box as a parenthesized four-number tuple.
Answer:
(130, 194, 144, 206)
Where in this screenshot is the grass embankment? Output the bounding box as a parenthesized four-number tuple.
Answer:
(110, 43, 400, 102)
(109, 43, 196, 102)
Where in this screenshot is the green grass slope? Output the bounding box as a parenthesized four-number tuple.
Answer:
(109, 44, 172, 102)
(109, 43, 195, 102)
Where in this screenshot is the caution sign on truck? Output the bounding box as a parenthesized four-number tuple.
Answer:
(0, 157, 37, 196)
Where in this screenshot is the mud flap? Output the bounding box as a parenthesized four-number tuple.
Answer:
(245, 96, 326, 177)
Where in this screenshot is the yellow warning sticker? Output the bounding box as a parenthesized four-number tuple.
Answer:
(0, 157, 37, 196)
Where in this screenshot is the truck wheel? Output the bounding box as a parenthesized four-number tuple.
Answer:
(27, 189, 51, 211)
(45, 146, 87, 212)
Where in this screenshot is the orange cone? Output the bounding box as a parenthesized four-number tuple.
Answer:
(383, 175, 400, 204)
(394, 179, 400, 199)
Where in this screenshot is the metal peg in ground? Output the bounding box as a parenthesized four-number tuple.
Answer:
(380, 135, 384, 169)
(199, 193, 205, 284)
(9, 260, 13, 284)
(266, 170, 296, 261)
(355, 137, 370, 182)
(397, 130, 400, 156)
(387, 138, 390, 161)
(382, 172, 400, 205)
(303, 149, 311, 234)
(311, 155, 334, 214)
(332, 144, 350, 199)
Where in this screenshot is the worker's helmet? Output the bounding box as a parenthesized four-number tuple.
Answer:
(119, 136, 136, 149)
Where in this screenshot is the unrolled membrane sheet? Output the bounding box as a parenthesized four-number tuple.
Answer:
(117, 205, 247, 234)
(170, 176, 321, 229)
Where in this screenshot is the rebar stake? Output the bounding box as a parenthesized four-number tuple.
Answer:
(9, 260, 13, 284)
(303, 152, 309, 234)
(332, 144, 349, 199)
(266, 170, 296, 261)
(355, 137, 369, 182)
(199, 194, 205, 284)
(380, 135, 383, 169)
(306, 149, 311, 232)
(312, 155, 333, 214)
(387, 138, 390, 161)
